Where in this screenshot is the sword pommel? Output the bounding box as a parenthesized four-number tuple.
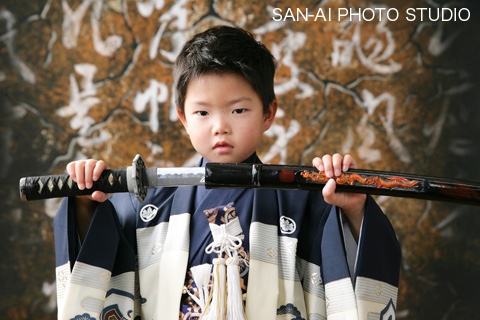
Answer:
(19, 177, 28, 201)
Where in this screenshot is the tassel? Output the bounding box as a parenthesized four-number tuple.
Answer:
(189, 263, 212, 310)
(226, 256, 245, 320)
(203, 257, 226, 320)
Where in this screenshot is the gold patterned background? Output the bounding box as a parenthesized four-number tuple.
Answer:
(1, 0, 480, 318)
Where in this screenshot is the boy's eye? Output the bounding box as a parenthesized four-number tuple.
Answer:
(232, 108, 247, 114)
(196, 111, 208, 116)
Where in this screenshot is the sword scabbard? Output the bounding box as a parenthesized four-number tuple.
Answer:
(205, 163, 426, 193)
(205, 163, 480, 206)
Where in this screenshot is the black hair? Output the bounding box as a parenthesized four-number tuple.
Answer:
(174, 25, 276, 114)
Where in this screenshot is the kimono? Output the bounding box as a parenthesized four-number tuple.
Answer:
(53, 155, 401, 320)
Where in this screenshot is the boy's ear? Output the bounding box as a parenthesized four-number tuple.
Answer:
(176, 108, 189, 133)
(263, 100, 278, 131)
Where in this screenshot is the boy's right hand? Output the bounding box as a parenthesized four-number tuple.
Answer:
(66, 159, 109, 203)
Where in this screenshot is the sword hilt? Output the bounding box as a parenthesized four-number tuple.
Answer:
(19, 154, 148, 202)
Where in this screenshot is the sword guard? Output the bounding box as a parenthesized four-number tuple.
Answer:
(130, 154, 148, 202)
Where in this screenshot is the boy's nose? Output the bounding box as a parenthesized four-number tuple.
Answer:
(212, 117, 230, 135)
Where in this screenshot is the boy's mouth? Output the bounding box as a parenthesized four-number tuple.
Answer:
(213, 141, 233, 152)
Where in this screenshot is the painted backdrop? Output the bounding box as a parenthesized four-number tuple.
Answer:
(1, 0, 480, 318)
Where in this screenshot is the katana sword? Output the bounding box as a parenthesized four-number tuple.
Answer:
(19, 154, 480, 206)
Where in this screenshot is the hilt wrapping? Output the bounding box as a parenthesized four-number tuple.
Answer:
(19, 168, 129, 201)
(19, 154, 149, 202)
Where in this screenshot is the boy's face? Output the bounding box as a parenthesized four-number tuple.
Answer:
(177, 73, 277, 163)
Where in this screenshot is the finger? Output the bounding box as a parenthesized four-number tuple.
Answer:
(322, 178, 337, 204)
(312, 157, 324, 172)
(91, 190, 108, 203)
(92, 160, 106, 181)
(322, 154, 334, 178)
(66, 162, 77, 181)
(343, 154, 357, 171)
(332, 153, 344, 177)
(84, 160, 97, 189)
(75, 161, 87, 190)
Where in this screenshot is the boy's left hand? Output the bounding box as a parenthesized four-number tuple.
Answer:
(313, 153, 366, 239)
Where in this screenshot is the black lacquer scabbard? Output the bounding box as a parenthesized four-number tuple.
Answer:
(205, 163, 480, 206)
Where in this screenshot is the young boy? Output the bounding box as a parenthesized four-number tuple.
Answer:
(55, 26, 401, 319)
